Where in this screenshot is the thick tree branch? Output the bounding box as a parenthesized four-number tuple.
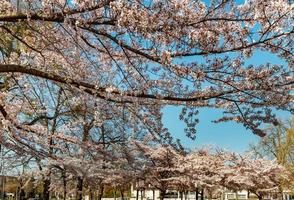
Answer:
(0, 12, 115, 25)
(0, 64, 239, 103)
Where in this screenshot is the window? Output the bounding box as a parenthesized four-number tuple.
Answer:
(237, 194, 247, 199)
(227, 194, 235, 199)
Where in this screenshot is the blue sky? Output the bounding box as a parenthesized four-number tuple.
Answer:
(160, 0, 292, 153)
(162, 51, 291, 153)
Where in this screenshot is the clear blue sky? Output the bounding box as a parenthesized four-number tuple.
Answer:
(162, 51, 291, 153)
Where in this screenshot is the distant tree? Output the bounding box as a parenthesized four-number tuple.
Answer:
(222, 154, 287, 200)
(249, 117, 294, 189)
(132, 141, 185, 200)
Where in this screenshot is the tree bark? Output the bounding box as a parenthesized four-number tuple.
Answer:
(136, 189, 139, 200)
(153, 190, 155, 200)
(141, 190, 143, 200)
(76, 177, 83, 200)
(196, 189, 199, 200)
(159, 190, 166, 200)
(62, 170, 67, 200)
(97, 185, 104, 200)
(43, 177, 50, 200)
(43, 104, 58, 200)
(120, 189, 124, 200)
(19, 186, 25, 200)
(89, 188, 94, 200)
(0, 64, 242, 104)
(37, 160, 51, 200)
(255, 193, 262, 200)
(200, 189, 204, 200)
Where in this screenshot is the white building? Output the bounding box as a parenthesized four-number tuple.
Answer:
(130, 186, 294, 200)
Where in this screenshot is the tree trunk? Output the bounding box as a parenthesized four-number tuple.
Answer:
(120, 189, 124, 200)
(141, 190, 143, 200)
(136, 189, 139, 200)
(153, 190, 155, 200)
(43, 176, 50, 200)
(114, 190, 117, 200)
(278, 187, 284, 200)
(89, 188, 94, 200)
(37, 161, 50, 200)
(200, 189, 204, 200)
(76, 177, 83, 200)
(196, 189, 199, 200)
(97, 185, 104, 200)
(159, 190, 166, 200)
(62, 170, 67, 200)
(180, 192, 183, 200)
(19, 186, 25, 200)
(44, 105, 57, 200)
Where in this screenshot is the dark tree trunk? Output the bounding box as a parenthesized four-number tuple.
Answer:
(141, 190, 143, 200)
(19, 187, 25, 200)
(201, 189, 204, 200)
(159, 190, 166, 200)
(38, 168, 51, 200)
(89, 188, 94, 200)
(43, 106, 57, 200)
(253, 192, 262, 200)
(136, 189, 139, 200)
(196, 189, 199, 200)
(62, 170, 67, 200)
(43, 178, 50, 200)
(153, 190, 155, 200)
(120, 189, 124, 200)
(97, 185, 104, 200)
(76, 177, 83, 200)
(180, 192, 183, 200)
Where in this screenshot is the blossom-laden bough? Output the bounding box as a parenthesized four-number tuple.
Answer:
(0, 0, 293, 140)
(0, 1, 293, 200)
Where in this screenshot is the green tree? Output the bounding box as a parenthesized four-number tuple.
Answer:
(249, 117, 294, 190)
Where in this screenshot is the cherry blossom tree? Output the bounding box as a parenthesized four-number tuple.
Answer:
(0, 0, 292, 143)
(0, 1, 293, 198)
(130, 143, 289, 200)
(131, 141, 185, 200)
(3, 137, 290, 200)
(180, 149, 227, 199)
(222, 154, 288, 200)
